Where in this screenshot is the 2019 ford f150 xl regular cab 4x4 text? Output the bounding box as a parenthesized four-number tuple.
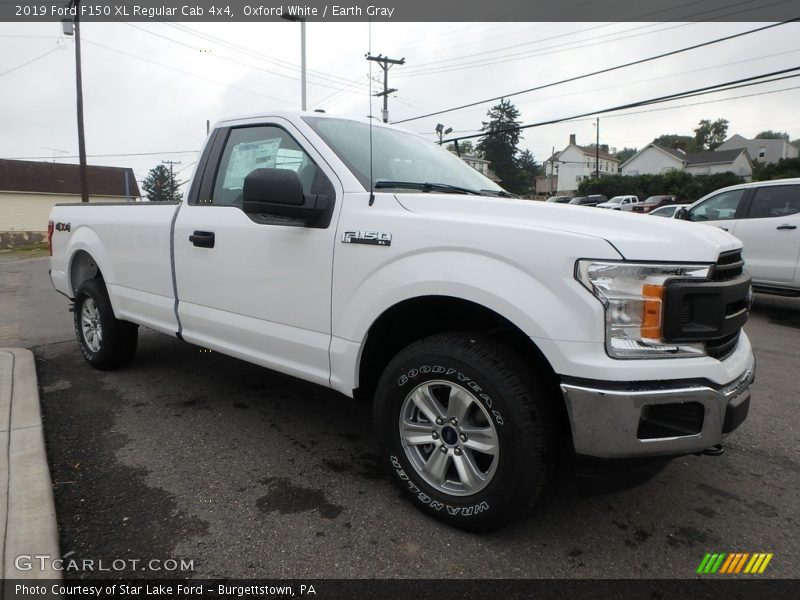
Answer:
(49, 112, 755, 531)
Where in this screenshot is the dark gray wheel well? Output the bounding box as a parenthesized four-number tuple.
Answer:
(69, 250, 103, 296)
(356, 295, 568, 430)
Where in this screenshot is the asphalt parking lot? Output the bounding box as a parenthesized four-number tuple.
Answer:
(2, 255, 799, 579)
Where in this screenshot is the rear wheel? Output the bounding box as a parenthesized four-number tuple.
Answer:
(374, 333, 558, 531)
(74, 279, 138, 370)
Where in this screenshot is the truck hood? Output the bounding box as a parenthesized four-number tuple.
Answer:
(394, 193, 740, 262)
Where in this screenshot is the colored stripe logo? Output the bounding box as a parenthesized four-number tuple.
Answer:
(697, 552, 773, 574)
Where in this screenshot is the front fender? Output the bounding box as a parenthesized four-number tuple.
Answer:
(333, 248, 610, 350)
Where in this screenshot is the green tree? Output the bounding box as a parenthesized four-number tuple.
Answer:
(791, 139, 800, 150)
(615, 147, 638, 164)
(653, 134, 697, 152)
(577, 171, 743, 202)
(755, 130, 790, 140)
(752, 157, 800, 181)
(476, 99, 523, 193)
(446, 140, 476, 156)
(143, 164, 182, 202)
(516, 149, 539, 195)
(693, 118, 729, 151)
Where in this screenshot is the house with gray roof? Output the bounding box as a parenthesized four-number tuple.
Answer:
(620, 144, 752, 179)
(716, 134, 798, 164)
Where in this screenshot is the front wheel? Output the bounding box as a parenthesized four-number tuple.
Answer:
(74, 279, 138, 370)
(374, 333, 558, 531)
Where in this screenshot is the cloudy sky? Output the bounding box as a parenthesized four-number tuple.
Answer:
(1, 18, 799, 192)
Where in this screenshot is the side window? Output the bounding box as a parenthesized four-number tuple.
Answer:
(747, 185, 800, 219)
(211, 125, 323, 207)
(688, 189, 745, 222)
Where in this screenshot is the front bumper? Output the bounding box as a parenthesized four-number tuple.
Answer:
(560, 354, 755, 459)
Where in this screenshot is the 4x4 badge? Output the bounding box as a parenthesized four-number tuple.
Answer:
(342, 231, 392, 246)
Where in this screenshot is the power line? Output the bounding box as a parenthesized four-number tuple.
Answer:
(0, 46, 64, 78)
(439, 67, 800, 145)
(433, 47, 800, 120)
(394, 0, 732, 61)
(593, 84, 800, 122)
(4, 150, 199, 161)
(161, 21, 366, 91)
(397, 0, 795, 79)
(81, 38, 296, 106)
(117, 20, 366, 95)
(392, 20, 795, 126)
(110, 2, 368, 94)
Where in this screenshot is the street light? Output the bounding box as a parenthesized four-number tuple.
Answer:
(435, 123, 453, 145)
(281, 14, 306, 111)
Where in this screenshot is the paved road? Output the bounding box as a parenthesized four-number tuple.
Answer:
(2, 256, 799, 579)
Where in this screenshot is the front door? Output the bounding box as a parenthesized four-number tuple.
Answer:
(173, 120, 342, 386)
(733, 184, 800, 283)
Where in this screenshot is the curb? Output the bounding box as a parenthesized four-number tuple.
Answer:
(0, 348, 60, 580)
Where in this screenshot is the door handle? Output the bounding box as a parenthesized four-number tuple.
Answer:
(777, 224, 797, 230)
(189, 231, 215, 248)
(719, 226, 729, 231)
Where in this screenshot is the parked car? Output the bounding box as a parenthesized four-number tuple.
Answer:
(569, 194, 607, 207)
(677, 178, 800, 295)
(48, 111, 755, 531)
(649, 204, 688, 218)
(631, 195, 678, 214)
(596, 195, 639, 210)
(546, 195, 572, 203)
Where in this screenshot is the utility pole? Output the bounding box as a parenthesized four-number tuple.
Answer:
(281, 15, 306, 111)
(163, 160, 181, 201)
(595, 117, 600, 179)
(366, 54, 405, 123)
(65, 1, 89, 202)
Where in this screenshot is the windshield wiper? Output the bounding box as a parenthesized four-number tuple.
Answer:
(374, 180, 482, 195)
(481, 189, 517, 198)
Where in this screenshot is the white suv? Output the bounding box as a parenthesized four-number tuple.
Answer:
(679, 178, 800, 295)
(596, 195, 639, 210)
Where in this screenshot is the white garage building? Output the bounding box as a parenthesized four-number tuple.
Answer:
(0, 159, 140, 232)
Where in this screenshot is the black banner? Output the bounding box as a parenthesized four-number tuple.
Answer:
(1, 0, 798, 23)
(5, 579, 800, 600)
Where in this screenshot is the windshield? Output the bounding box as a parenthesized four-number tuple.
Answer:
(303, 117, 505, 194)
(569, 197, 587, 204)
(606, 197, 625, 204)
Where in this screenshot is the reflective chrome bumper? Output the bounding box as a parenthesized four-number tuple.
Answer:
(560, 356, 755, 459)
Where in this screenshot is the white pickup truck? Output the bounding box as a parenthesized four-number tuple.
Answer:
(49, 112, 755, 531)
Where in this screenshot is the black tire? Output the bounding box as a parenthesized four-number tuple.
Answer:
(373, 332, 558, 531)
(73, 278, 138, 370)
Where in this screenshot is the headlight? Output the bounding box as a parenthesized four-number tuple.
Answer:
(576, 260, 710, 359)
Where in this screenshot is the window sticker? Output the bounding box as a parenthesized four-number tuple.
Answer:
(222, 138, 281, 189)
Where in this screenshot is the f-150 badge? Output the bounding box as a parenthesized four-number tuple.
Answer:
(342, 230, 392, 246)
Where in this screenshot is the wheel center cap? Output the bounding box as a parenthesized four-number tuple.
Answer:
(441, 425, 458, 446)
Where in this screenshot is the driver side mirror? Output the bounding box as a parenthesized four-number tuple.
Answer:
(242, 168, 331, 227)
(675, 207, 688, 220)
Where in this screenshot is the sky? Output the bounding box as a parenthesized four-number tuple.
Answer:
(1, 19, 799, 193)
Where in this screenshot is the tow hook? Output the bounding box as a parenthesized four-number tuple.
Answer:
(698, 444, 725, 457)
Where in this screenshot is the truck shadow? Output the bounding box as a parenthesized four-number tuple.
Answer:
(750, 293, 800, 329)
(127, 330, 677, 525)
